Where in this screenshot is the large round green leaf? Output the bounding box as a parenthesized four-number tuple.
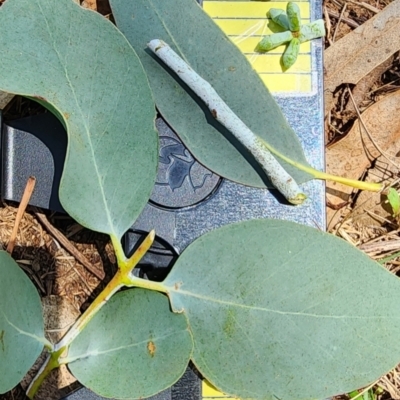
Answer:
(67, 289, 193, 399)
(0, 251, 45, 394)
(109, 0, 312, 188)
(0, 0, 157, 239)
(162, 219, 400, 399)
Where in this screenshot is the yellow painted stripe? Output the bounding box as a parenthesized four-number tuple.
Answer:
(202, 380, 239, 399)
(213, 18, 310, 36)
(260, 73, 312, 92)
(203, 2, 310, 18)
(248, 53, 311, 73)
(204, 0, 313, 93)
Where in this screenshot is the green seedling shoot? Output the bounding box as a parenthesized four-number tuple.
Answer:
(387, 187, 400, 217)
(256, 1, 326, 70)
(286, 1, 301, 32)
(348, 385, 384, 400)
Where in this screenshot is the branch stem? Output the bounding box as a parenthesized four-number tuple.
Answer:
(118, 230, 156, 273)
(259, 137, 384, 192)
(27, 231, 156, 398)
(124, 275, 167, 293)
(56, 231, 155, 350)
(148, 40, 382, 197)
(54, 270, 124, 351)
(26, 347, 65, 399)
(147, 39, 306, 205)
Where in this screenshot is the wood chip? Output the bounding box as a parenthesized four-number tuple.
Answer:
(7, 176, 36, 254)
(33, 209, 105, 280)
(359, 239, 400, 254)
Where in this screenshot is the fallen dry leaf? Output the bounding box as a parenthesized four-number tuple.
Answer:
(81, 0, 111, 14)
(324, 0, 400, 115)
(81, 0, 97, 10)
(0, 91, 14, 109)
(326, 90, 400, 228)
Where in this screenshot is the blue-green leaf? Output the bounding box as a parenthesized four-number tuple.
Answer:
(110, 0, 313, 188)
(162, 219, 400, 399)
(0, 251, 46, 394)
(68, 289, 193, 399)
(0, 0, 157, 239)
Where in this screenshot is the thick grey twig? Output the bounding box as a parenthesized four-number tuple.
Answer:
(147, 39, 306, 205)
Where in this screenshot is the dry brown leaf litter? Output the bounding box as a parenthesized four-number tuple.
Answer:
(0, 201, 116, 400)
(326, 89, 400, 229)
(324, 0, 400, 116)
(325, 2, 400, 398)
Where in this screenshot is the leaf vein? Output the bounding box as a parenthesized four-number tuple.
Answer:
(36, 0, 116, 237)
(173, 289, 400, 320)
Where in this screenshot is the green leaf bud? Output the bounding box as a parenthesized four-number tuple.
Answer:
(299, 19, 326, 43)
(387, 188, 400, 217)
(255, 30, 293, 52)
(287, 2, 301, 32)
(282, 37, 300, 70)
(268, 8, 290, 30)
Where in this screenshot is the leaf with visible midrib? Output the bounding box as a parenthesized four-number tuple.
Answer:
(109, 0, 313, 188)
(0, 251, 46, 394)
(68, 289, 193, 399)
(0, 0, 158, 239)
(161, 219, 400, 399)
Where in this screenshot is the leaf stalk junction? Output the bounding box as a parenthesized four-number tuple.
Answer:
(26, 229, 166, 399)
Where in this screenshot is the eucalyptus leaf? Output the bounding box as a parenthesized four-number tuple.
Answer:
(67, 289, 193, 399)
(0, 0, 158, 239)
(109, 0, 313, 188)
(0, 251, 45, 394)
(162, 219, 400, 399)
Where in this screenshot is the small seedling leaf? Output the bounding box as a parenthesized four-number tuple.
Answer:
(68, 289, 193, 399)
(162, 219, 400, 399)
(255, 30, 293, 52)
(282, 37, 301, 70)
(0, 251, 45, 394)
(0, 0, 157, 239)
(268, 8, 290, 30)
(299, 19, 326, 43)
(387, 188, 400, 217)
(109, 0, 313, 188)
(287, 2, 301, 32)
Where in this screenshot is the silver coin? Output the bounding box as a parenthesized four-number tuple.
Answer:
(150, 119, 221, 209)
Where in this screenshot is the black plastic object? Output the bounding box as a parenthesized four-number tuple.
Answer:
(1, 112, 67, 212)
